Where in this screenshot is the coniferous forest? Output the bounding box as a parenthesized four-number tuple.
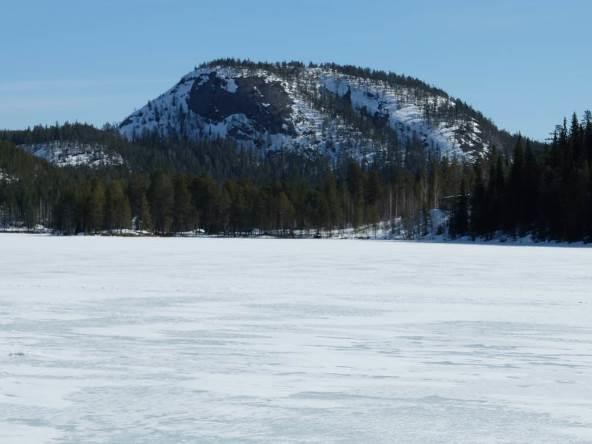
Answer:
(1, 112, 591, 242)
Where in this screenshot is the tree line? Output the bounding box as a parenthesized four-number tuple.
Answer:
(0, 136, 460, 236)
(1, 112, 591, 241)
(450, 112, 592, 242)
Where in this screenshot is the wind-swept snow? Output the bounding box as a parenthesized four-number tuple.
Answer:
(1, 236, 591, 443)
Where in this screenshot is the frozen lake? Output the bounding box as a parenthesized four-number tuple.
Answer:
(1, 235, 592, 443)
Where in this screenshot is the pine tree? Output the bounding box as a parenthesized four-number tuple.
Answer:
(346, 162, 365, 227)
(173, 175, 197, 233)
(470, 164, 487, 238)
(521, 142, 539, 233)
(449, 179, 469, 238)
(505, 137, 524, 235)
(148, 172, 174, 234)
(485, 151, 505, 236)
(106, 180, 131, 232)
(139, 193, 152, 232)
(277, 191, 295, 234)
(323, 171, 342, 230)
(584, 111, 592, 166)
(87, 180, 106, 233)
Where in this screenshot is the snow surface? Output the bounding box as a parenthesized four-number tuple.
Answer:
(223, 77, 238, 93)
(1, 235, 592, 443)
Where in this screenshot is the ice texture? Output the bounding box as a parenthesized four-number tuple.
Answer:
(1, 235, 591, 443)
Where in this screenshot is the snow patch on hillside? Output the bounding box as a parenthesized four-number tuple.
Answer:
(0, 169, 18, 183)
(224, 78, 238, 93)
(119, 66, 379, 159)
(19, 142, 124, 168)
(119, 66, 243, 142)
(320, 73, 487, 159)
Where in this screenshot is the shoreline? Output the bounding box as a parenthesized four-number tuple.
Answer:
(1, 229, 590, 248)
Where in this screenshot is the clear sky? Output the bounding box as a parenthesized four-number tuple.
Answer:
(1, 0, 590, 141)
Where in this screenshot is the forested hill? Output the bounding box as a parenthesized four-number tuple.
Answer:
(119, 59, 518, 162)
(0, 60, 590, 242)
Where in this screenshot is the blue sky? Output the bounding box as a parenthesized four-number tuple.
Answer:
(1, 0, 590, 140)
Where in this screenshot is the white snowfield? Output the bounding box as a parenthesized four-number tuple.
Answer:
(1, 235, 591, 443)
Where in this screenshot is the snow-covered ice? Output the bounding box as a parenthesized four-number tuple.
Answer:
(1, 235, 591, 443)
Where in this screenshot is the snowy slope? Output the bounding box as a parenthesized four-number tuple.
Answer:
(119, 65, 379, 160)
(119, 62, 507, 161)
(320, 73, 487, 158)
(19, 141, 124, 168)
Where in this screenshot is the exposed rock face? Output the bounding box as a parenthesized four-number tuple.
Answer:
(188, 74, 295, 136)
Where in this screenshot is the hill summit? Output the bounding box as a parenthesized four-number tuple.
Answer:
(120, 59, 513, 162)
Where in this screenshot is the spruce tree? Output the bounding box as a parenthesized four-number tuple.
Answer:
(148, 172, 174, 234)
(106, 180, 131, 232)
(450, 179, 469, 238)
(470, 164, 487, 238)
(87, 180, 106, 233)
(173, 175, 197, 233)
